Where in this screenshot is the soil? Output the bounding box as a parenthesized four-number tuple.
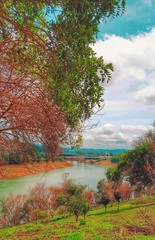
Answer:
(0, 160, 117, 180)
(0, 161, 73, 180)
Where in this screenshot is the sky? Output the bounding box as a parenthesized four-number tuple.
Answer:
(82, 0, 155, 149)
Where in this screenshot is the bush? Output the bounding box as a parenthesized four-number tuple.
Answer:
(0, 194, 27, 228)
(35, 209, 48, 220)
(79, 219, 86, 225)
(58, 156, 65, 162)
(57, 205, 68, 215)
(111, 158, 119, 163)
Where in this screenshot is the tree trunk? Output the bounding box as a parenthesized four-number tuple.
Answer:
(118, 202, 120, 212)
(75, 214, 78, 223)
(105, 206, 107, 213)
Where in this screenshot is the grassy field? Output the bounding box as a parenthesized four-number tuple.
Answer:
(0, 196, 155, 240)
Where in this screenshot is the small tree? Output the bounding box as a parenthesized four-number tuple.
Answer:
(83, 188, 95, 207)
(96, 179, 115, 205)
(114, 192, 121, 211)
(119, 183, 132, 200)
(100, 196, 110, 213)
(0, 194, 27, 227)
(66, 183, 85, 196)
(82, 202, 90, 220)
(97, 179, 107, 193)
(68, 196, 84, 223)
(56, 193, 68, 207)
(55, 182, 90, 223)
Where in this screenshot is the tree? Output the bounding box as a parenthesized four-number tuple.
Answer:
(82, 188, 95, 207)
(97, 179, 115, 203)
(68, 196, 88, 223)
(66, 183, 86, 196)
(82, 202, 90, 220)
(56, 193, 68, 207)
(0, 0, 125, 129)
(106, 124, 155, 189)
(110, 142, 155, 187)
(0, 142, 39, 164)
(114, 192, 121, 211)
(0, 58, 66, 160)
(97, 178, 107, 193)
(118, 183, 132, 200)
(100, 196, 110, 213)
(28, 183, 51, 212)
(55, 181, 90, 222)
(0, 194, 28, 227)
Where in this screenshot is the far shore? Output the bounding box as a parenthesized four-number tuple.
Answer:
(85, 160, 118, 167)
(0, 161, 73, 180)
(0, 160, 117, 180)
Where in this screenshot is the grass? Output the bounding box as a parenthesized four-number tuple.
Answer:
(0, 196, 155, 239)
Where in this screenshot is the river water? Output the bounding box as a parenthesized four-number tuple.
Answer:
(0, 162, 107, 198)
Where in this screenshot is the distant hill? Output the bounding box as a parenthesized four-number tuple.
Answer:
(62, 147, 129, 156)
(35, 144, 129, 156)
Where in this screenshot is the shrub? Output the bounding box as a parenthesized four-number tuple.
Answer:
(57, 206, 68, 215)
(79, 219, 86, 225)
(58, 156, 65, 162)
(0, 194, 27, 228)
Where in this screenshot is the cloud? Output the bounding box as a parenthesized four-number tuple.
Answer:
(143, 0, 152, 6)
(133, 72, 155, 105)
(91, 28, 155, 109)
(83, 124, 148, 149)
(84, 29, 155, 149)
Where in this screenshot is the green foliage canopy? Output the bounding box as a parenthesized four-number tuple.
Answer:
(0, 0, 125, 128)
(100, 196, 110, 212)
(106, 125, 155, 186)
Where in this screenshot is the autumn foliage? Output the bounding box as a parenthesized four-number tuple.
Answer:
(0, 0, 125, 160)
(0, 180, 95, 228)
(0, 54, 67, 161)
(97, 179, 132, 203)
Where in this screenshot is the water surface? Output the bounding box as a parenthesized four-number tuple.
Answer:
(0, 162, 107, 197)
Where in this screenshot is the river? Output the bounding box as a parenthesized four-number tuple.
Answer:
(0, 162, 107, 198)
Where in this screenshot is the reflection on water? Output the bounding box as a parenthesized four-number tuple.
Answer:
(0, 162, 107, 197)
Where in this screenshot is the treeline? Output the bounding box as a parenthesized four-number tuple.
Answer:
(0, 143, 65, 165)
(62, 147, 128, 156)
(106, 123, 155, 197)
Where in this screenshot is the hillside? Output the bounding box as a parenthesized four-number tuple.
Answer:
(62, 147, 129, 156)
(0, 196, 155, 239)
(35, 145, 129, 156)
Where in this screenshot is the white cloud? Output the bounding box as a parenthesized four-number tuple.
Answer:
(83, 124, 148, 149)
(84, 29, 155, 149)
(133, 72, 155, 105)
(143, 0, 152, 6)
(92, 29, 155, 88)
(91, 28, 155, 109)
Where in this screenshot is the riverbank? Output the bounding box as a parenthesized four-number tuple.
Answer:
(0, 160, 116, 180)
(85, 159, 117, 167)
(94, 160, 117, 167)
(0, 161, 73, 180)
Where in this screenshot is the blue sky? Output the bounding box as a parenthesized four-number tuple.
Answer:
(82, 0, 155, 149)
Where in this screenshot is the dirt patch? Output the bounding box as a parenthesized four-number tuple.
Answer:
(126, 225, 155, 236)
(0, 161, 73, 180)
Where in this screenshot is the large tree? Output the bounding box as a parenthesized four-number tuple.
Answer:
(0, 0, 125, 128)
(106, 125, 155, 187)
